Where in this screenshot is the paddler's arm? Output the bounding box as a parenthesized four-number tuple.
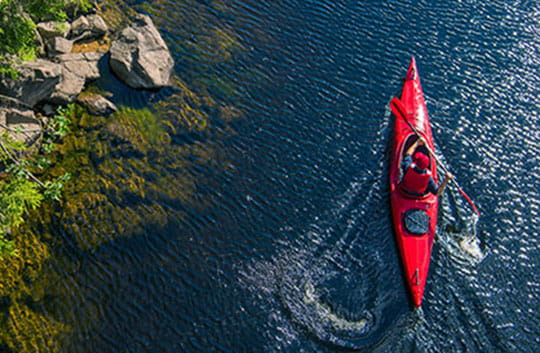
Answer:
(435, 172, 453, 197)
(405, 136, 426, 156)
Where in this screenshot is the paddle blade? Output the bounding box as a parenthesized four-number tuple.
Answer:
(457, 187, 481, 216)
(389, 97, 406, 119)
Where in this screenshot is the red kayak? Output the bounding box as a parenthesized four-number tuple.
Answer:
(389, 58, 438, 308)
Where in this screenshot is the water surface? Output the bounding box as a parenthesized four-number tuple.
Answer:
(5, 1, 539, 352)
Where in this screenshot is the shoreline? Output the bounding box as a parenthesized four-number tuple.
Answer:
(0, 0, 175, 254)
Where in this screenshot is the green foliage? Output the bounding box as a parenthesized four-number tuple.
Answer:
(52, 104, 73, 138)
(0, 56, 20, 79)
(0, 4, 37, 57)
(12, 1, 94, 22)
(41, 104, 73, 154)
(0, 235, 16, 256)
(73, 0, 94, 14)
(43, 172, 71, 201)
(0, 0, 94, 74)
(0, 178, 43, 229)
(0, 103, 73, 257)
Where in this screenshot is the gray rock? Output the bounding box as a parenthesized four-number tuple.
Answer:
(47, 37, 74, 56)
(0, 107, 42, 147)
(109, 14, 174, 89)
(57, 52, 102, 80)
(0, 51, 104, 106)
(37, 21, 70, 39)
(77, 93, 117, 115)
(0, 59, 62, 107)
(71, 14, 108, 41)
(50, 53, 104, 104)
(51, 70, 86, 105)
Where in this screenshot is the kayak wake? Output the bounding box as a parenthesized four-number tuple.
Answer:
(237, 107, 418, 350)
(274, 111, 409, 350)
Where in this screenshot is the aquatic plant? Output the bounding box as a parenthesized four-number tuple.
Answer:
(0, 1, 248, 351)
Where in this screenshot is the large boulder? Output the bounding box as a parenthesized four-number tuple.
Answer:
(0, 107, 42, 147)
(109, 14, 174, 89)
(0, 59, 62, 107)
(50, 53, 104, 104)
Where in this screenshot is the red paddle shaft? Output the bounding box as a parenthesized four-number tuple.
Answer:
(390, 97, 480, 217)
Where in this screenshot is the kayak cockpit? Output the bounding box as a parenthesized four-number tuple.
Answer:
(396, 134, 433, 199)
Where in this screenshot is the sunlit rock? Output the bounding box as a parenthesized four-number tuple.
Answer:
(70, 14, 108, 41)
(47, 37, 74, 56)
(109, 14, 174, 89)
(50, 53, 104, 104)
(77, 92, 117, 115)
(36, 21, 71, 39)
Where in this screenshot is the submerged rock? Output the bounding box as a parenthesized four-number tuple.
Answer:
(109, 14, 174, 89)
(0, 59, 62, 107)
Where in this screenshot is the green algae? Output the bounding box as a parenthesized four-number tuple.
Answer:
(0, 100, 213, 351)
(0, 0, 249, 350)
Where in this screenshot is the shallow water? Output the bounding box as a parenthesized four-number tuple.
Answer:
(5, 0, 539, 352)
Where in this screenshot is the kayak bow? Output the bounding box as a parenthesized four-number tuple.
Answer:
(389, 58, 438, 308)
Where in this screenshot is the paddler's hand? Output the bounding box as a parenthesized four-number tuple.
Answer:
(418, 136, 426, 145)
(445, 172, 453, 180)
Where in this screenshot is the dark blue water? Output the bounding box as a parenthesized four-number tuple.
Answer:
(15, 0, 540, 352)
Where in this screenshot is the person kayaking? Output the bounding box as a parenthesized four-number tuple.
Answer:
(400, 137, 453, 197)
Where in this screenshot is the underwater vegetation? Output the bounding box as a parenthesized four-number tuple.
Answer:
(0, 0, 248, 351)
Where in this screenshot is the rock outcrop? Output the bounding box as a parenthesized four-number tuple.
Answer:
(0, 52, 104, 106)
(51, 53, 104, 104)
(47, 37, 74, 56)
(2, 10, 173, 123)
(109, 14, 174, 89)
(0, 60, 62, 107)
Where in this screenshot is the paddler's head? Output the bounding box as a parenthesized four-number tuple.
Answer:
(413, 151, 430, 170)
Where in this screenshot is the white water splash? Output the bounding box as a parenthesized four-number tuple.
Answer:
(303, 281, 371, 331)
(440, 214, 486, 267)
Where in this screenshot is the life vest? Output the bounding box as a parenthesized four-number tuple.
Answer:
(401, 164, 431, 196)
